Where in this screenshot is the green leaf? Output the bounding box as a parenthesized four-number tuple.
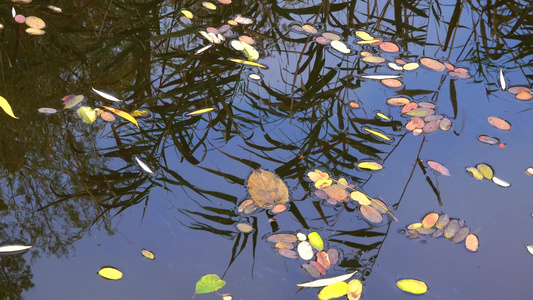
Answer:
(318, 281, 348, 300)
(396, 279, 428, 294)
(357, 161, 383, 171)
(77, 106, 97, 124)
(195, 274, 226, 294)
(308, 232, 324, 251)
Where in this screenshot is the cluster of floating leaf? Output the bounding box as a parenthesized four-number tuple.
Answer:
(386, 96, 452, 135)
(465, 163, 510, 187)
(307, 169, 397, 224)
(290, 24, 351, 55)
(6, 2, 61, 36)
(38, 88, 151, 129)
(499, 68, 533, 101)
(266, 232, 341, 278)
(404, 212, 479, 252)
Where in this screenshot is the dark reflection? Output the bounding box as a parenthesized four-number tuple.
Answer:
(0, 0, 531, 296)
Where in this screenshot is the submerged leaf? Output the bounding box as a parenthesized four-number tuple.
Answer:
(0, 96, 18, 119)
(98, 267, 123, 280)
(297, 271, 357, 287)
(396, 279, 428, 294)
(195, 274, 226, 294)
(318, 282, 348, 300)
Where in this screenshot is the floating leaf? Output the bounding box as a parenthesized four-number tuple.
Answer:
(63, 94, 85, 109)
(444, 219, 461, 239)
(465, 234, 479, 252)
(499, 67, 506, 91)
(249, 74, 262, 81)
(422, 212, 439, 228)
(423, 120, 439, 133)
(315, 36, 331, 45)
(388, 62, 404, 71)
(478, 135, 499, 145)
(516, 91, 533, 101)
(0, 96, 18, 119)
(194, 44, 214, 55)
(403, 62, 420, 71)
(362, 56, 385, 63)
(47, 5, 62, 13)
(302, 263, 321, 278)
(405, 107, 435, 117)
(363, 128, 391, 141)
(267, 233, 297, 243)
(202, 2, 217, 10)
(302, 24, 318, 35)
(195, 274, 226, 294)
(476, 163, 494, 180)
(452, 227, 470, 243)
(0, 245, 32, 253)
(316, 251, 331, 269)
(181, 10, 193, 18)
(297, 241, 314, 260)
(310, 260, 327, 275)
(379, 41, 399, 52)
(466, 167, 483, 180)
(186, 107, 215, 116)
(234, 15, 253, 25)
(347, 279, 363, 300)
(487, 116, 510, 130)
(330, 40, 351, 54)
(248, 169, 289, 208)
(308, 232, 324, 251)
(77, 106, 97, 124)
(360, 205, 382, 223)
(141, 249, 155, 259)
(318, 282, 348, 300)
(101, 105, 139, 128)
(435, 214, 450, 229)
(381, 78, 403, 88)
(359, 74, 402, 80)
(355, 31, 374, 41)
(98, 267, 123, 280)
(278, 248, 299, 259)
(407, 223, 422, 230)
(92, 87, 122, 102)
(322, 32, 341, 41)
(427, 160, 451, 176)
(492, 176, 511, 187)
(242, 42, 260, 61)
(38, 107, 57, 114)
(350, 191, 371, 206)
(526, 245, 533, 256)
(275, 242, 294, 249)
(297, 271, 357, 287)
(25, 16, 45, 29)
(396, 279, 428, 295)
(387, 97, 410, 106)
(420, 57, 445, 71)
(133, 155, 155, 174)
(439, 118, 452, 131)
(271, 204, 287, 213)
(26, 28, 45, 35)
(357, 161, 383, 171)
(229, 59, 267, 69)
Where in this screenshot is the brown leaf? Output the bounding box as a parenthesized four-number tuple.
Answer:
(267, 233, 298, 243)
(247, 169, 289, 208)
(278, 248, 298, 259)
(360, 205, 383, 223)
(316, 251, 331, 270)
(452, 227, 470, 243)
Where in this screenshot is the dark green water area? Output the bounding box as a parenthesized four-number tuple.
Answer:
(0, 0, 532, 299)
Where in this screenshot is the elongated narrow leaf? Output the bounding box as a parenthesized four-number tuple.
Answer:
(363, 128, 391, 141)
(499, 67, 506, 91)
(359, 74, 402, 80)
(229, 59, 267, 69)
(100, 105, 139, 128)
(133, 156, 155, 174)
(0, 245, 33, 253)
(526, 245, 533, 255)
(186, 107, 215, 116)
(195, 274, 226, 294)
(92, 87, 122, 102)
(297, 271, 357, 287)
(0, 96, 18, 119)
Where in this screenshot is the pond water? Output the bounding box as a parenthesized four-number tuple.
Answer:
(1, 0, 532, 299)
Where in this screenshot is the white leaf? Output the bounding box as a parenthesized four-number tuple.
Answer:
(12, 7, 16, 18)
(297, 241, 313, 260)
(92, 87, 122, 102)
(499, 67, 506, 91)
(492, 176, 511, 187)
(359, 74, 402, 80)
(388, 62, 403, 71)
(38, 108, 58, 114)
(133, 155, 155, 174)
(297, 271, 357, 287)
(194, 44, 213, 55)
(0, 245, 33, 253)
(330, 40, 351, 54)
(526, 245, 533, 255)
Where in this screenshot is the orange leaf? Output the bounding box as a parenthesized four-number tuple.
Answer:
(100, 105, 139, 128)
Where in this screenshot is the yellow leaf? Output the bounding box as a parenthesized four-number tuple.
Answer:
(356, 39, 381, 44)
(315, 178, 332, 189)
(396, 279, 428, 294)
(202, 2, 217, 10)
(98, 267, 123, 280)
(242, 43, 260, 61)
(77, 106, 97, 124)
(363, 128, 391, 141)
(318, 281, 348, 300)
(186, 107, 215, 116)
(347, 279, 363, 300)
(229, 59, 267, 69)
(357, 161, 383, 171)
(181, 9, 193, 19)
(475, 163, 493, 180)
(308, 232, 324, 251)
(350, 191, 371, 206)
(100, 105, 139, 128)
(141, 249, 155, 259)
(355, 31, 374, 41)
(0, 96, 18, 119)
(466, 166, 483, 180)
